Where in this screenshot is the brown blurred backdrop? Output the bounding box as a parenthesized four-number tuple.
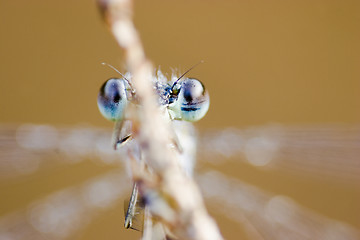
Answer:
(0, 0, 359, 239)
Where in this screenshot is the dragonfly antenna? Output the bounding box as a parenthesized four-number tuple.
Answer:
(171, 60, 204, 90)
(101, 62, 135, 91)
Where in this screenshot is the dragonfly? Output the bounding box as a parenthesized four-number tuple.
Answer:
(96, 63, 210, 236)
(0, 74, 359, 238)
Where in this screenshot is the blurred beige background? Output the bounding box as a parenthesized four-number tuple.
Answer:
(0, 0, 359, 239)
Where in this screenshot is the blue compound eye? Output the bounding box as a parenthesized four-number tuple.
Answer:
(97, 78, 129, 121)
(177, 78, 210, 122)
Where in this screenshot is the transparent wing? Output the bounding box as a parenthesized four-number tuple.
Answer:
(198, 124, 360, 184)
(198, 170, 360, 240)
(2, 123, 359, 181)
(0, 123, 359, 239)
(0, 170, 129, 240)
(0, 124, 123, 178)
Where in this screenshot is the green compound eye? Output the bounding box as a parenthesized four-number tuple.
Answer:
(170, 78, 210, 122)
(97, 78, 129, 122)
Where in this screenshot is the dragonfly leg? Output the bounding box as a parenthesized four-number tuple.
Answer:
(112, 119, 133, 149)
(124, 182, 144, 231)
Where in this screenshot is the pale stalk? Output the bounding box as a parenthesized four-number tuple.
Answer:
(96, 0, 223, 239)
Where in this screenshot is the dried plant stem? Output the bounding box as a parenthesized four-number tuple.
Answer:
(97, 0, 223, 239)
